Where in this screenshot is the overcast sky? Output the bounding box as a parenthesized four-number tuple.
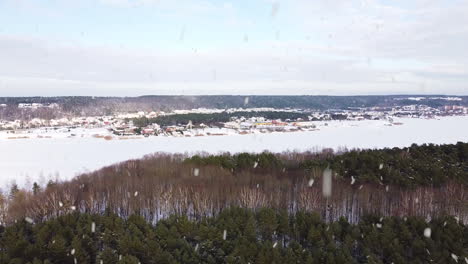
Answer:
(0, 0, 467, 96)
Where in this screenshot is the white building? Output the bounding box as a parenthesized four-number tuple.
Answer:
(224, 121, 240, 129)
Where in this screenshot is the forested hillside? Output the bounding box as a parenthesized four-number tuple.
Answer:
(2, 143, 467, 227)
(1, 143, 467, 263)
(1, 209, 466, 264)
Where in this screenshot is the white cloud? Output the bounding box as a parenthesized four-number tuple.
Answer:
(1, 34, 466, 96)
(0, 0, 467, 95)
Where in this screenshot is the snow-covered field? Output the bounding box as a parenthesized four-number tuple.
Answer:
(1, 116, 467, 187)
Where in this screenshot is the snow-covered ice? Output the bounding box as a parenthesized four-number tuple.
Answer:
(0, 116, 467, 187)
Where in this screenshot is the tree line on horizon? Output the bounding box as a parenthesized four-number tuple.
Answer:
(2, 95, 467, 121)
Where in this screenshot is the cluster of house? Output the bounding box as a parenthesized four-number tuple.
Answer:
(0, 116, 117, 131)
(0, 102, 59, 109)
(223, 117, 316, 132)
(1, 104, 467, 133)
(17, 103, 59, 109)
(392, 105, 467, 116)
(348, 104, 468, 118)
(442, 105, 467, 114)
(110, 119, 210, 137)
(111, 121, 159, 136)
(171, 107, 302, 115)
(395, 96, 463, 101)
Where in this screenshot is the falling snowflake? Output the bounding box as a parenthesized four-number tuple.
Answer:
(424, 228, 431, 238)
(253, 161, 258, 168)
(71, 248, 75, 255)
(271, 2, 280, 18)
(195, 243, 199, 251)
(273, 242, 278, 248)
(385, 185, 389, 192)
(308, 179, 314, 187)
(379, 163, 383, 170)
(223, 230, 227, 240)
(322, 167, 332, 198)
(70, 206, 76, 211)
(179, 25, 186, 42)
(91, 222, 96, 233)
(25, 217, 34, 224)
(244, 97, 249, 106)
(134, 191, 139, 197)
(212, 69, 217, 81)
(376, 223, 382, 228)
(451, 253, 458, 262)
(351, 176, 356, 185)
(59, 201, 63, 207)
(193, 168, 200, 177)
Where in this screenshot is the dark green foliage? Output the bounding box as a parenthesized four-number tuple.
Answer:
(324, 142, 468, 187)
(0, 209, 466, 264)
(187, 142, 468, 186)
(9, 184, 19, 199)
(32, 183, 41, 195)
(186, 152, 283, 171)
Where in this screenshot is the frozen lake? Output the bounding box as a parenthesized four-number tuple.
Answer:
(1, 116, 467, 187)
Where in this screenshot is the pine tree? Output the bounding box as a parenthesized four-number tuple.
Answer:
(118, 255, 140, 264)
(9, 184, 19, 199)
(32, 183, 41, 195)
(99, 247, 119, 263)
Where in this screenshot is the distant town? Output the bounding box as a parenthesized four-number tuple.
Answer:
(0, 96, 467, 138)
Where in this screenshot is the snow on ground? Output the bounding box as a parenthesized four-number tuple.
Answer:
(0, 116, 467, 188)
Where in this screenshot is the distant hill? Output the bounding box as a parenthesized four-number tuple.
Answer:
(0, 95, 467, 120)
